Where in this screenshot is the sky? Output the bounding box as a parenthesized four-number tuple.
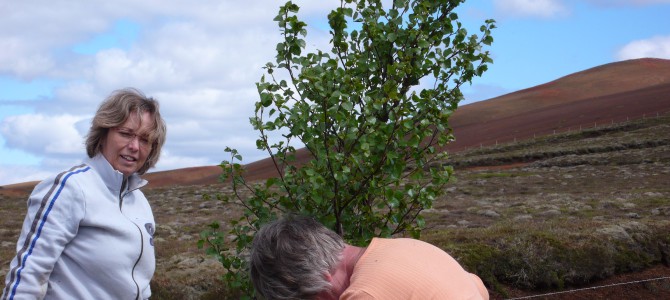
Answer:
(1, 0, 669, 186)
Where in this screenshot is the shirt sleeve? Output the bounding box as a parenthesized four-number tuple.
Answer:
(2, 175, 86, 299)
(341, 288, 376, 300)
(470, 273, 490, 300)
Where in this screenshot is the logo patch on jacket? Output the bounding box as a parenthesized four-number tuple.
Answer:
(145, 223, 155, 246)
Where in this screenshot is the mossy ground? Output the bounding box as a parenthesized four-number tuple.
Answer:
(1, 115, 669, 299)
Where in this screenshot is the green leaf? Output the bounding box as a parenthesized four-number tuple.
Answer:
(342, 101, 353, 111)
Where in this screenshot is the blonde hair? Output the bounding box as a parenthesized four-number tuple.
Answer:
(85, 88, 167, 175)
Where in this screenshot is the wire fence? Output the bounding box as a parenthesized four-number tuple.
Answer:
(505, 276, 670, 299)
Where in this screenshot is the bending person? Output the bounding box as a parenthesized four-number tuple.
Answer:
(2, 88, 167, 300)
(250, 214, 489, 300)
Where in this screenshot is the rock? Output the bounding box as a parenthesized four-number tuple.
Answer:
(178, 234, 194, 241)
(626, 213, 641, 219)
(596, 225, 632, 242)
(540, 209, 561, 216)
(514, 214, 533, 221)
(479, 209, 500, 218)
(644, 192, 663, 197)
(457, 220, 471, 226)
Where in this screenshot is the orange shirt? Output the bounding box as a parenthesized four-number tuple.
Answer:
(340, 238, 489, 300)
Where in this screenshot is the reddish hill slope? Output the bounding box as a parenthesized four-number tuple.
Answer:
(453, 58, 670, 126)
(447, 82, 670, 152)
(224, 58, 670, 185)
(445, 58, 670, 151)
(2, 58, 669, 193)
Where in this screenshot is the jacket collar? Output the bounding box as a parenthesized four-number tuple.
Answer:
(85, 154, 148, 194)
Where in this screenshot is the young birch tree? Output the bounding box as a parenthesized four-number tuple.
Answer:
(200, 0, 495, 296)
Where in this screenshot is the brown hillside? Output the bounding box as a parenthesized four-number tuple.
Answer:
(1, 58, 669, 193)
(144, 165, 222, 189)
(445, 81, 670, 152)
(210, 58, 670, 185)
(453, 57, 670, 126)
(445, 58, 670, 151)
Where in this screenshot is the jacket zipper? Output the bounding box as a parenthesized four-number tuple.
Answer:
(119, 177, 143, 300)
(130, 225, 144, 300)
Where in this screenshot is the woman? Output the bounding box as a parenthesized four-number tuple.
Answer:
(2, 88, 167, 300)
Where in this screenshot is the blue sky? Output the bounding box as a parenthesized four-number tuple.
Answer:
(1, 0, 669, 186)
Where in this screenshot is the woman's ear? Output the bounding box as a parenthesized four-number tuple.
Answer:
(323, 271, 333, 283)
(316, 272, 337, 300)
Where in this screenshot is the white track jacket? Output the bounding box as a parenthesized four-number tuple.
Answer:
(2, 154, 156, 300)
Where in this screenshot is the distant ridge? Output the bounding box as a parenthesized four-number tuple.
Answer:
(445, 58, 670, 151)
(2, 58, 669, 192)
(452, 58, 670, 127)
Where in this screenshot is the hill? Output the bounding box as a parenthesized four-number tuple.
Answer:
(1, 58, 668, 193)
(148, 57, 670, 188)
(445, 58, 670, 153)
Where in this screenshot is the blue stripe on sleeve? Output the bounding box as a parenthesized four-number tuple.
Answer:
(9, 166, 91, 299)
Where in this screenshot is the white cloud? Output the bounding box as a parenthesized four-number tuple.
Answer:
(1, 114, 87, 156)
(160, 88, 258, 119)
(586, 0, 670, 6)
(93, 49, 189, 91)
(494, 0, 569, 18)
(0, 38, 55, 79)
(154, 150, 213, 172)
(0, 165, 54, 186)
(616, 36, 670, 60)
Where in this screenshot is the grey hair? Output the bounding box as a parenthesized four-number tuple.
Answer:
(250, 214, 345, 300)
(85, 88, 167, 175)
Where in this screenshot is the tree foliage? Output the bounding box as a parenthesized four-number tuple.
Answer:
(199, 0, 494, 296)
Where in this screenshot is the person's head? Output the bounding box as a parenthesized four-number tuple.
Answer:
(85, 88, 166, 176)
(250, 214, 345, 300)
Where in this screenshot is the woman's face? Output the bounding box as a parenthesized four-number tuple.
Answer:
(101, 111, 153, 176)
